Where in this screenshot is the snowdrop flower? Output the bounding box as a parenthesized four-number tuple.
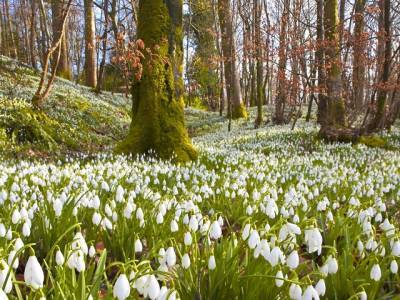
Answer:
(136, 208, 144, 221)
(359, 291, 367, 300)
(156, 212, 164, 224)
(115, 185, 124, 202)
(134, 275, 148, 295)
(208, 255, 216, 270)
(289, 283, 302, 300)
(326, 256, 338, 274)
(184, 232, 192, 246)
(315, 279, 326, 296)
(89, 245, 96, 258)
(56, 250, 65, 266)
(135, 239, 143, 253)
(11, 210, 21, 224)
(144, 275, 160, 300)
(390, 260, 398, 274)
(287, 250, 299, 269)
(379, 219, 395, 236)
(209, 221, 222, 240)
(242, 224, 251, 240)
(268, 246, 285, 267)
(166, 247, 176, 267)
(0, 260, 12, 293)
(14, 238, 24, 252)
(22, 222, 31, 237)
(189, 215, 199, 232)
(182, 253, 191, 269)
(254, 239, 270, 259)
(302, 285, 320, 300)
(275, 270, 284, 287)
(8, 251, 18, 269)
(24, 253, 44, 290)
(113, 274, 130, 300)
(248, 230, 260, 249)
(0, 289, 7, 299)
(67, 250, 85, 272)
(92, 212, 102, 226)
(0, 224, 5, 237)
(370, 264, 381, 281)
(304, 228, 323, 255)
(72, 232, 88, 255)
(392, 241, 400, 257)
(170, 220, 179, 232)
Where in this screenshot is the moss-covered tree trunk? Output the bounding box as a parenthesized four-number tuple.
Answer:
(319, 0, 346, 139)
(217, 0, 247, 119)
(84, 0, 97, 88)
(116, 0, 197, 162)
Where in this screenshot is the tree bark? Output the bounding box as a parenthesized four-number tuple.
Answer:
(95, 0, 109, 93)
(254, 0, 263, 128)
(274, 0, 290, 124)
(217, 0, 247, 119)
(84, 0, 97, 87)
(51, 0, 71, 79)
(116, 0, 197, 162)
(352, 0, 366, 111)
(321, 0, 346, 129)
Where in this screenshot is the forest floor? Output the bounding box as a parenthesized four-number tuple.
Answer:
(0, 56, 400, 299)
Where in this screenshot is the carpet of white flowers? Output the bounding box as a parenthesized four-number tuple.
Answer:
(0, 122, 399, 300)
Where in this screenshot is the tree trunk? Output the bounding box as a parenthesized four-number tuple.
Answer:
(254, 0, 263, 128)
(116, 0, 197, 162)
(320, 0, 346, 132)
(95, 0, 109, 93)
(217, 0, 247, 119)
(51, 0, 71, 79)
(4, 0, 17, 59)
(274, 0, 289, 124)
(29, 0, 38, 69)
(316, 0, 327, 124)
(352, 0, 366, 111)
(368, 0, 391, 131)
(84, 0, 97, 87)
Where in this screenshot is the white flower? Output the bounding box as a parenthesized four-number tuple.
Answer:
(209, 221, 222, 240)
(304, 228, 323, 255)
(0, 260, 12, 293)
(55, 250, 65, 266)
(0, 288, 7, 299)
(0, 224, 5, 237)
(379, 219, 395, 236)
(287, 250, 299, 269)
(22, 223, 31, 237)
(370, 264, 381, 281)
(208, 255, 216, 270)
(188, 215, 199, 232)
(115, 185, 124, 202)
(67, 250, 86, 272)
(326, 256, 338, 274)
(390, 260, 398, 274)
(242, 224, 251, 240)
(156, 212, 164, 224)
(267, 246, 284, 267)
(113, 274, 130, 300)
(289, 283, 302, 300)
(315, 279, 326, 296)
(359, 290, 367, 300)
(170, 220, 179, 232)
(392, 241, 400, 257)
(89, 246, 96, 258)
(302, 285, 320, 300)
(8, 251, 18, 269)
(11, 210, 21, 224)
(92, 212, 102, 226)
(135, 239, 143, 253)
(248, 230, 260, 249)
(72, 232, 88, 255)
(275, 270, 284, 287)
(184, 232, 192, 246)
(134, 275, 148, 295)
(144, 275, 160, 300)
(182, 253, 191, 269)
(24, 255, 44, 290)
(166, 247, 176, 267)
(14, 238, 24, 252)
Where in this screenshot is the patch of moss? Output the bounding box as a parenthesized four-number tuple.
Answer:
(358, 135, 391, 149)
(231, 103, 248, 119)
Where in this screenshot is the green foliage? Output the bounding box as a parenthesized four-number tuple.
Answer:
(232, 103, 248, 119)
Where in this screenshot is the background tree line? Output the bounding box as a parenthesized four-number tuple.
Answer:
(0, 0, 399, 141)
